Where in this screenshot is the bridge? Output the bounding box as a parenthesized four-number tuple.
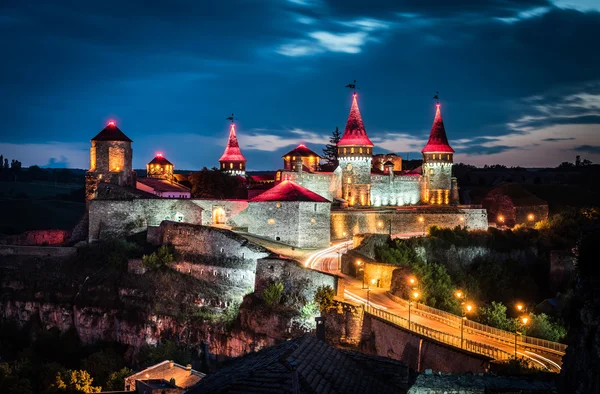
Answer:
(304, 241, 565, 373)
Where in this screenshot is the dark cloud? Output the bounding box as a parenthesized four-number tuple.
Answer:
(574, 145, 600, 154)
(43, 156, 70, 168)
(456, 145, 521, 155)
(0, 1, 599, 169)
(542, 137, 576, 142)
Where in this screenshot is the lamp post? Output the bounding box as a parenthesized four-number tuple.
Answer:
(515, 315, 529, 358)
(356, 260, 365, 288)
(408, 291, 419, 329)
(418, 216, 425, 235)
(455, 290, 473, 349)
(366, 287, 371, 309)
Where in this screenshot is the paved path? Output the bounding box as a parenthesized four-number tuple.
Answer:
(301, 241, 563, 373)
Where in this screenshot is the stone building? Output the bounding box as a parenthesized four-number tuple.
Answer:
(124, 360, 204, 392)
(421, 102, 459, 205)
(219, 122, 246, 176)
(86, 120, 135, 202)
(136, 153, 191, 198)
(282, 144, 321, 172)
(146, 153, 173, 181)
(247, 180, 331, 248)
(272, 94, 459, 208)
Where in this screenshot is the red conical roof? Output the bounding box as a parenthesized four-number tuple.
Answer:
(421, 103, 454, 153)
(337, 94, 374, 147)
(219, 123, 247, 162)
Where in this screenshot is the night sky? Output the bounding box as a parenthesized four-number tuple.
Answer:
(1, 0, 599, 170)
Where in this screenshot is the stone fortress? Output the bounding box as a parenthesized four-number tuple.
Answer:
(85, 92, 488, 248)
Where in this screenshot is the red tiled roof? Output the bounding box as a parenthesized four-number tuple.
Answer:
(422, 104, 454, 153)
(219, 124, 246, 162)
(137, 178, 191, 193)
(338, 94, 374, 147)
(148, 155, 173, 166)
(282, 144, 321, 158)
(250, 175, 275, 182)
(92, 122, 132, 142)
(249, 180, 330, 203)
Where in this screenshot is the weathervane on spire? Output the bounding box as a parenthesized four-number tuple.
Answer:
(433, 91, 440, 104)
(345, 80, 358, 94)
(225, 113, 236, 124)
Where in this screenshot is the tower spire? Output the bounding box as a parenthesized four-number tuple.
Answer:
(421, 101, 454, 153)
(337, 91, 374, 147)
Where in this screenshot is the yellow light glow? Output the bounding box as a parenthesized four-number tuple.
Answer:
(409, 277, 416, 285)
(418, 217, 424, 223)
(268, 219, 275, 225)
(498, 215, 504, 222)
(528, 214, 534, 221)
(516, 304, 523, 311)
(455, 291, 463, 299)
(459, 217, 464, 222)
(413, 291, 420, 299)
(522, 316, 529, 325)
(356, 260, 362, 266)
(466, 304, 473, 313)
(377, 221, 383, 228)
(371, 279, 376, 284)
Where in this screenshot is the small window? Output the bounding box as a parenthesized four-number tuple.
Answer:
(268, 219, 275, 225)
(239, 163, 243, 169)
(229, 163, 233, 169)
(276, 202, 281, 208)
(311, 218, 316, 224)
(359, 147, 363, 154)
(351, 147, 354, 153)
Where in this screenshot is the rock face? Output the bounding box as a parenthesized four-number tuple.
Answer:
(559, 227, 600, 393)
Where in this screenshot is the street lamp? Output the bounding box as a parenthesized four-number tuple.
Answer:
(528, 214, 535, 222)
(371, 278, 377, 288)
(515, 315, 530, 358)
(498, 215, 505, 226)
(460, 303, 474, 349)
(408, 291, 420, 329)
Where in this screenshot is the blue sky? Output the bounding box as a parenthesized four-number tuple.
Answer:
(0, 0, 599, 170)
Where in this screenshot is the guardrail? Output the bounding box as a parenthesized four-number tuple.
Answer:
(365, 305, 512, 361)
(385, 292, 567, 356)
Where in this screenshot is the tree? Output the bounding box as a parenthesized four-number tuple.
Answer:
(48, 370, 101, 393)
(321, 127, 341, 171)
(105, 368, 133, 391)
(263, 281, 284, 306)
(477, 302, 516, 332)
(527, 313, 566, 342)
(81, 349, 124, 388)
(142, 245, 174, 270)
(314, 285, 335, 312)
(4, 158, 8, 169)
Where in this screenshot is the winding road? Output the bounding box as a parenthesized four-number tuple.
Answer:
(302, 241, 564, 372)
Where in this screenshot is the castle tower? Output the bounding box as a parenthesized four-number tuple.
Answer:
(337, 93, 374, 206)
(147, 153, 173, 181)
(86, 120, 134, 201)
(219, 122, 246, 176)
(421, 103, 455, 205)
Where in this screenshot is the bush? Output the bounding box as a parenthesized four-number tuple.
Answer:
(477, 302, 517, 332)
(527, 313, 567, 342)
(105, 368, 133, 391)
(314, 285, 335, 312)
(297, 301, 320, 331)
(142, 245, 174, 270)
(263, 282, 284, 306)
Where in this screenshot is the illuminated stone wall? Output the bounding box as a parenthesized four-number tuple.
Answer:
(370, 175, 421, 207)
(191, 199, 248, 228)
(422, 162, 453, 204)
(87, 140, 135, 201)
(330, 207, 488, 240)
(255, 256, 338, 303)
(339, 157, 372, 206)
(279, 169, 341, 202)
(88, 199, 204, 241)
(247, 200, 331, 248)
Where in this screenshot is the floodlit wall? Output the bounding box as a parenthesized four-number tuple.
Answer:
(279, 170, 341, 201)
(370, 175, 421, 207)
(331, 207, 488, 240)
(88, 199, 203, 241)
(191, 199, 248, 228)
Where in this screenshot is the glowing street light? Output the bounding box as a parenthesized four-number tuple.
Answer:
(408, 291, 420, 328)
(409, 277, 417, 286)
(498, 215, 505, 224)
(516, 303, 524, 312)
(455, 290, 463, 299)
(460, 303, 474, 349)
(528, 214, 535, 221)
(515, 315, 530, 358)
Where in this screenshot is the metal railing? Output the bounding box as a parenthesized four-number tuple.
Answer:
(365, 305, 512, 361)
(385, 293, 567, 355)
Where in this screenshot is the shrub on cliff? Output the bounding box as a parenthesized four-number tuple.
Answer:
(314, 285, 335, 312)
(142, 245, 174, 270)
(263, 281, 284, 307)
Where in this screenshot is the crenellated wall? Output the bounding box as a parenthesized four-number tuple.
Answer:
(330, 206, 488, 240)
